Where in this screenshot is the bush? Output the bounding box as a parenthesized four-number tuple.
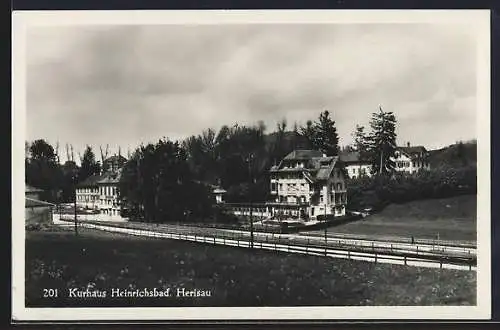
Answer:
(347, 165, 476, 211)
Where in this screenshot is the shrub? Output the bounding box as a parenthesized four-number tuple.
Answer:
(347, 165, 476, 211)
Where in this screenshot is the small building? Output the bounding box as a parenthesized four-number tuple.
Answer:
(339, 151, 373, 179)
(25, 184, 54, 226)
(212, 186, 227, 204)
(25, 184, 43, 200)
(394, 143, 431, 174)
(268, 150, 348, 220)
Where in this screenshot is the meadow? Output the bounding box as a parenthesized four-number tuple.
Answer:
(25, 226, 476, 307)
(323, 195, 477, 241)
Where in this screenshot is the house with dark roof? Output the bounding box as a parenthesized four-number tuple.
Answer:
(75, 174, 102, 210)
(267, 149, 348, 220)
(394, 142, 431, 174)
(339, 151, 373, 179)
(75, 155, 127, 218)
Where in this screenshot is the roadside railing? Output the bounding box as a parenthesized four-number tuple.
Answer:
(56, 216, 476, 271)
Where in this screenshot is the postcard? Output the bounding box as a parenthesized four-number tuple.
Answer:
(12, 9, 491, 322)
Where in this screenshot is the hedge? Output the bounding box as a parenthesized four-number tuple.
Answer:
(347, 165, 476, 211)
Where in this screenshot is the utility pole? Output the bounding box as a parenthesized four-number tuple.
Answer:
(248, 153, 254, 249)
(73, 173, 78, 236)
(379, 106, 385, 176)
(324, 203, 327, 255)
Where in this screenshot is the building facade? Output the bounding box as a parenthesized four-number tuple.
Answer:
(268, 150, 348, 220)
(75, 175, 101, 210)
(75, 155, 126, 218)
(339, 151, 373, 179)
(394, 144, 430, 174)
(97, 170, 122, 216)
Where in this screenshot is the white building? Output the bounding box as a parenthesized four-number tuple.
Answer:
(97, 170, 122, 217)
(339, 151, 373, 179)
(75, 155, 127, 218)
(75, 175, 101, 210)
(394, 143, 431, 174)
(268, 150, 348, 220)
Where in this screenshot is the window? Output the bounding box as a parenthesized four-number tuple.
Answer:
(336, 183, 342, 190)
(271, 182, 277, 191)
(279, 183, 283, 190)
(320, 196, 323, 203)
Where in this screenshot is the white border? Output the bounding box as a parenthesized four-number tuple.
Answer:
(12, 9, 491, 321)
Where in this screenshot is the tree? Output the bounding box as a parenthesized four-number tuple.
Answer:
(300, 120, 317, 149)
(25, 139, 63, 202)
(367, 107, 397, 175)
(78, 145, 101, 182)
(119, 139, 215, 223)
(314, 110, 340, 156)
(29, 139, 57, 163)
(352, 125, 369, 159)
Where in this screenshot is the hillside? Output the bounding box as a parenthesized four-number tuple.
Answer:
(428, 141, 476, 168)
(330, 195, 477, 241)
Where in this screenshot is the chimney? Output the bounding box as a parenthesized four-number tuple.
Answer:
(407, 142, 410, 147)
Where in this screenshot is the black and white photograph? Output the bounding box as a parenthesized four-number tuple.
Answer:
(12, 10, 491, 321)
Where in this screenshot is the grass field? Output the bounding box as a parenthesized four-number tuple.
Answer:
(325, 195, 477, 241)
(25, 227, 476, 307)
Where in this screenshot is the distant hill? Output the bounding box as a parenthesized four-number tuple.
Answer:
(428, 141, 476, 168)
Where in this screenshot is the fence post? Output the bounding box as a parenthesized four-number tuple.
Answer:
(404, 256, 407, 265)
(213, 236, 216, 245)
(348, 250, 350, 260)
(375, 253, 377, 263)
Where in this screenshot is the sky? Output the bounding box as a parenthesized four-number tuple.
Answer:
(26, 23, 478, 163)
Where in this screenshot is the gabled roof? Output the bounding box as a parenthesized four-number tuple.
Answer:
(98, 170, 121, 185)
(397, 146, 428, 157)
(339, 151, 371, 165)
(272, 150, 341, 182)
(25, 197, 55, 208)
(283, 150, 324, 160)
(104, 155, 127, 164)
(76, 174, 102, 188)
(25, 184, 43, 193)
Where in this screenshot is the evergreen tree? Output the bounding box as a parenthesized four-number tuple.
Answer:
(300, 120, 317, 150)
(78, 145, 101, 182)
(314, 110, 340, 156)
(352, 125, 369, 159)
(367, 107, 397, 175)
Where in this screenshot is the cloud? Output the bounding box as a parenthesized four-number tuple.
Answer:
(26, 23, 478, 158)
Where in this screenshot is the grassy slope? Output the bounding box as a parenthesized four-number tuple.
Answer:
(25, 227, 476, 307)
(328, 195, 476, 241)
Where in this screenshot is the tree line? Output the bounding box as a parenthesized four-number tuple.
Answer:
(26, 107, 408, 222)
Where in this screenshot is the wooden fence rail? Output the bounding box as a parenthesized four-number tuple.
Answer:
(57, 217, 476, 272)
